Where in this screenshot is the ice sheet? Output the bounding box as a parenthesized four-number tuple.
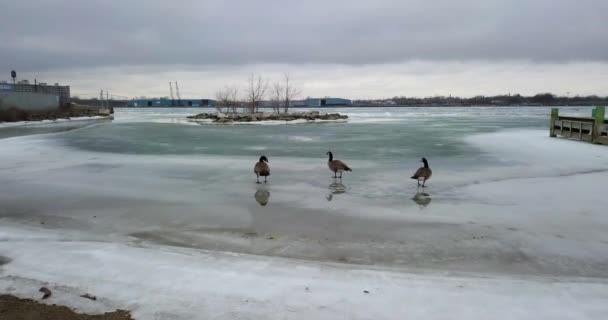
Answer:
(1, 225, 607, 320)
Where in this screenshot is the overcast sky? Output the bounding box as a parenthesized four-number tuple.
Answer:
(1, 0, 607, 99)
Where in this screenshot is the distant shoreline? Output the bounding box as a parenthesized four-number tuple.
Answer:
(112, 104, 597, 108)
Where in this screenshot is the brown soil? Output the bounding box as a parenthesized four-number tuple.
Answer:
(0, 295, 133, 320)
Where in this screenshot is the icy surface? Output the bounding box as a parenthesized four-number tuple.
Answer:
(1, 225, 608, 320)
(1, 107, 608, 318)
(0, 116, 112, 139)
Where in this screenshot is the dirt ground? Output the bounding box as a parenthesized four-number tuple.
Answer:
(0, 295, 133, 320)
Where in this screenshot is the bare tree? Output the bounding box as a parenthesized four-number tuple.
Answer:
(227, 85, 240, 113)
(214, 87, 231, 113)
(270, 82, 284, 114)
(245, 74, 268, 113)
(215, 85, 240, 113)
(283, 73, 300, 113)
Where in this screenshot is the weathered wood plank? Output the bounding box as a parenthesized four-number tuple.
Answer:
(549, 106, 606, 145)
(550, 108, 558, 137)
(592, 106, 606, 144)
(596, 136, 608, 144)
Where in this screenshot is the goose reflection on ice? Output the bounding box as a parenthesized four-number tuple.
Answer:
(254, 189, 271, 206)
(326, 181, 347, 201)
(412, 191, 432, 208)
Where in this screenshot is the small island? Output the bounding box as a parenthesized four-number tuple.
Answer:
(187, 111, 348, 123)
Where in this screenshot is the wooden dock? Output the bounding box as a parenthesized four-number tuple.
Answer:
(550, 106, 607, 145)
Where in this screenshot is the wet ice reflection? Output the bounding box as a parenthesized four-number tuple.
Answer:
(254, 189, 270, 206)
(412, 191, 432, 208)
(326, 180, 347, 201)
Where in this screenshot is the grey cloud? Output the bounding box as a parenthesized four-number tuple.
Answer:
(1, 0, 607, 71)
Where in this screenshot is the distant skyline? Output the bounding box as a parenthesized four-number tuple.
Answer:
(1, 1, 607, 99)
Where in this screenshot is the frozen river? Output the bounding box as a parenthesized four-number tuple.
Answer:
(1, 106, 608, 319)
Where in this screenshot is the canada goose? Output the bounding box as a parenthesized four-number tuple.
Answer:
(254, 155, 270, 183)
(411, 157, 432, 187)
(326, 151, 352, 178)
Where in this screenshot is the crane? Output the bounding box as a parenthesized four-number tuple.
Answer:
(169, 82, 175, 106)
(175, 81, 182, 106)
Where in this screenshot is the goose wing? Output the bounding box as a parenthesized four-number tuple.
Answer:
(332, 160, 352, 171)
(411, 167, 429, 179)
(254, 162, 270, 176)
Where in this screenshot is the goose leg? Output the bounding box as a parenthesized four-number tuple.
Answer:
(334, 172, 337, 178)
(422, 179, 426, 187)
(264, 176, 267, 183)
(256, 175, 260, 184)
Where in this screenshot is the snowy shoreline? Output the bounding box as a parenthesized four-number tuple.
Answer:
(0, 115, 113, 128)
(1, 224, 607, 319)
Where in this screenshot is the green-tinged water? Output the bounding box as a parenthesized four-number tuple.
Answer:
(57, 107, 571, 158)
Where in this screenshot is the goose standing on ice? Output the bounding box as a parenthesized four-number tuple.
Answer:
(326, 151, 352, 178)
(411, 157, 432, 187)
(254, 156, 270, 183)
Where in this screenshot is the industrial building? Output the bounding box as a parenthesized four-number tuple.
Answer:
(0, 80, 71, 107)
(128, 98, 216, 107)
(292, 98, 352, 107)
(126, 97, 350, 108)
(1, 76, 71, 114)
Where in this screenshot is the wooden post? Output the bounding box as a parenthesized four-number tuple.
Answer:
(550, 108, 558, 137)
(592, 106, 605, 144)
